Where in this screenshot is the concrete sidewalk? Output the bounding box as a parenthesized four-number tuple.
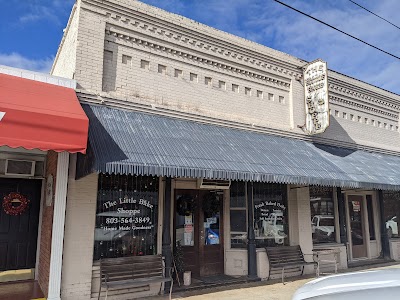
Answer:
(142, 262, 400, 300)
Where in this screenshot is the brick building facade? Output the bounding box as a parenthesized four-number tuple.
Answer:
(48, 1, 400, 299)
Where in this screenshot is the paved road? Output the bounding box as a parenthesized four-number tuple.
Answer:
(143, 262, 400, 300)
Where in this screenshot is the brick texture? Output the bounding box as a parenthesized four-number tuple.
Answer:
(37, 151, 58, 297)
(51, 0, 400, 154)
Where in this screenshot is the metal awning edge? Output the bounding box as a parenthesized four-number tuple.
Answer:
(97, 162, 400, 191)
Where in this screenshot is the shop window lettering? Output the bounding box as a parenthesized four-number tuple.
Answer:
(93, 174, 159, 260)
(253, 183, 288, 247)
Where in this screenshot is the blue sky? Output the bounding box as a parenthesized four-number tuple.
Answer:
(0, 0, 399, 94)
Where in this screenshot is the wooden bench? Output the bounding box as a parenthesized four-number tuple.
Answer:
(98, 254, 172, 300)
(266, 246, 317, 283)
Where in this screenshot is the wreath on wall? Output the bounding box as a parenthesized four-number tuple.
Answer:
(2, 192, 30, 216)
(202, 193, 221, 215)
(177, 195, 196, 216)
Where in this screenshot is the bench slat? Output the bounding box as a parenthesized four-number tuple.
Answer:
(265, 245, 316, 282)
(99, 254, 171, 298)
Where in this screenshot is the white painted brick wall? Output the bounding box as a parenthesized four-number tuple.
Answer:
(49, 0, 400, 154)
(51, 4, 79, 80)
(61, 173, 98, 300)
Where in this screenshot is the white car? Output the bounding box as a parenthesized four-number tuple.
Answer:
(312, 215, 335, 241)
(292, 268, 400, 300)
(386, 216, 398, 238)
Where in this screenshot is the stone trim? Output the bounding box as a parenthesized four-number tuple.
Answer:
(329, 81, 400, 111)
(105, 27, 292, 90)
(329, 95, 399, 121)
(82, 0, 304, 80)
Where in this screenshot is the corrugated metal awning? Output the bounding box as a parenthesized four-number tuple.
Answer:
(80, 104, 400, 190)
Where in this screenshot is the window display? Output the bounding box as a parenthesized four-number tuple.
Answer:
(310, 186, 336, 244)
(93, 174, 159, 260)
(382, 191, 400, 239)
(253, 183, 288, 247)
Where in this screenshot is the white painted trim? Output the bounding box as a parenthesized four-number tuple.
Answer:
(47, 152, 69, 300)
(371, 191, 382, 255)
(362, 195, 371, 259)
(34, 178, 46, 280)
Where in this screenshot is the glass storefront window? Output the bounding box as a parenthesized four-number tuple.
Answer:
(93, 174, 159, 260)
(382, 191, 400, 239)
(253, 183, 288, 247)
(310, 186, 336, 244)
(230, 181, 247, 248)
(175, 192, 196, 247)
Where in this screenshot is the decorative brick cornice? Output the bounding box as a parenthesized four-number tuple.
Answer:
(328, 82, 400, 111)
(82, 0, 304, 80)
(105, 27, 292, 89)
(329, 95, 399, 120)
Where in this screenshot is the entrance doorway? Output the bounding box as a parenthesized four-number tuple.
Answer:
(174, 189, 224, 277)
(0, 178, 42, 281)
(346, 194, 368, 259)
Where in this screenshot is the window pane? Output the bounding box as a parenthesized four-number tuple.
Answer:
(93, 174, 159, 260)
(175, 192, 196, 247)
(230, 210, 246, 232)
(230, 181, 247, 248)
(230, 181, 246, 208)
(204, 193, 221, 245)
(366, 195, 375, 240)
(253, 183, 288, 247)
(310, 186, 335, 244)
(383, 191, 400, 239)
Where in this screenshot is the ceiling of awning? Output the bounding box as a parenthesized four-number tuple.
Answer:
(80, 103, 400, 190)
(0, 74, 88, 153)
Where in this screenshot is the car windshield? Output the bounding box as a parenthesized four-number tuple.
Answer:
(319, 218, 334, 226)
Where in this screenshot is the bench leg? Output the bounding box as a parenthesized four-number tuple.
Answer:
(316, 262, 320, 277)
(98, 282, 101, 300)
(105, 287, 108, 300)
(282, 267, 285, 284)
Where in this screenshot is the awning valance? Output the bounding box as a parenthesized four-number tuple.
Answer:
(81, 104, 400, 190)
(0, 74, 88, 153)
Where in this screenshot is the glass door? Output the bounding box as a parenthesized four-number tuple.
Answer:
(174, 189, 224, 278)
(347, 195, 367, 259)
(199, 190, 224, 276)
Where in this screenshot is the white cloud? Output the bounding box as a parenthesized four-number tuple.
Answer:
(0, 53, 53, 73)
(17, 0, 75, 25)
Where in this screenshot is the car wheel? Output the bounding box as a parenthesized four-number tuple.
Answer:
(388, 227, 393, 239)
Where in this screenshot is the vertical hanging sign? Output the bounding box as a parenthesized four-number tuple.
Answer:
(303, 59, 329, 135)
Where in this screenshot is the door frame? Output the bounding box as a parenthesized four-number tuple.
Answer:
(172, 181, 225, 277)
(344, 191, 372, 261)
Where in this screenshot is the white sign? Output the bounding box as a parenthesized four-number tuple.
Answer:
(303, 59, 329, 135)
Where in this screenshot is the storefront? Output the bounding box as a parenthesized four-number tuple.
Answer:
(48, 1, 400, 299)
(0, 66, 88, 299)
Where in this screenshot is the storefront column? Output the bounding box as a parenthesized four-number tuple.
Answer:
(337, 188, 347, 244)
(162, 177, 172, 289)
(47, 152, 69, 300)
(247, 182, 258, 279)
(378, 190, 390, 259)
